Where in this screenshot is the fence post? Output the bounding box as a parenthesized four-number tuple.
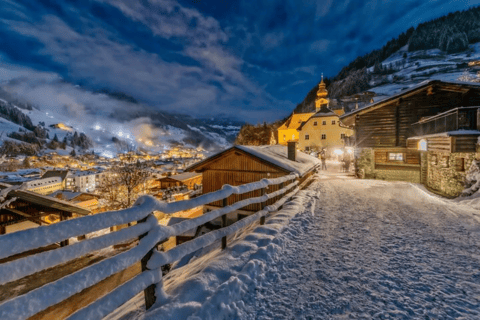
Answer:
(221, 198, 227, 249)
(138, 215, 156, 310)
(60, 212, 69, 247)
(278, 182, 284, 210)
(260, 187, 266, 225)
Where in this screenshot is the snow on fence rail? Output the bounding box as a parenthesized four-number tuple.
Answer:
(0, 173, 304, 320)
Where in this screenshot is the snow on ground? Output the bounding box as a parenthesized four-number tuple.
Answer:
(110, 165, 480, 320)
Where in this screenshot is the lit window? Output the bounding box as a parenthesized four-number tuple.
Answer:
(305, 134, 309, 140)
(418, 139, 427, 151)
(321, 134, 326, 140)
(332, 120, 336, 125)
(388, 153, 404, 161)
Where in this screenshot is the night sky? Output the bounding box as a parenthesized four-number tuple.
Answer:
(1, 0, 479, 122)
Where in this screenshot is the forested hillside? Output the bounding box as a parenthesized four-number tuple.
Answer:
(294, 6, 480, 114)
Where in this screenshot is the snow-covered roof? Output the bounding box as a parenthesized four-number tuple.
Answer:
(236, 145, 320, 176)
(163, 172, 202, 181)
(187, 145, 320, 176)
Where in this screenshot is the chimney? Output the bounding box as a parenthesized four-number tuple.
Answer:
(287, 141, 297, 161)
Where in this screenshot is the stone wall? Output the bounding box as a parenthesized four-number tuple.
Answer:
(355, 148, 480, 198)
(374, 167, 421, 183)
(426, 151, 477, 197)
(355, 148, 375, 179)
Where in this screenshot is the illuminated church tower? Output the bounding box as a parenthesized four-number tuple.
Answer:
(315, 74, 329, 112)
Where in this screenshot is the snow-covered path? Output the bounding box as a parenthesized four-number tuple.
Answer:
(237, 176, 480, 319)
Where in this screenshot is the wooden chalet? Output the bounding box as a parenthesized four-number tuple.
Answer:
(341, 80, 480, 196)
(158, 172, 202, 190)
(187, 144, 319, 222)
(0, 183, 90, 238)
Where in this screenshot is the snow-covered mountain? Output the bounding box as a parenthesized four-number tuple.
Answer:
(0, 89, 242, 157)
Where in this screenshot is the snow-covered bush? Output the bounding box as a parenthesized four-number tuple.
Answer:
(461, 159, 480, 196)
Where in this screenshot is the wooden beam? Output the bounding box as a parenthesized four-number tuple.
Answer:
(4, 208, 50, 225)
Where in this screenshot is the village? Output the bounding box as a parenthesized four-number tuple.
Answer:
(3, 2, 480, 319)
(2, 75, 480, 319)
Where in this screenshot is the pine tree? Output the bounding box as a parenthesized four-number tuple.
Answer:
(70, 149, 76, 157)
(53, 134, 59, 142)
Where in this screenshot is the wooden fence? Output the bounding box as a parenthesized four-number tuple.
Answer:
(0, 173, 310, 320)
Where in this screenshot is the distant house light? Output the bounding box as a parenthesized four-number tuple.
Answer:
(419, 139, 427, 151)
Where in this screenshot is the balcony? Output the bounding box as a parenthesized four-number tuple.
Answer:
(411, 107, 480, 137)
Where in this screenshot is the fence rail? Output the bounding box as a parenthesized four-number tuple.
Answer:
(0, 172, 305, 320)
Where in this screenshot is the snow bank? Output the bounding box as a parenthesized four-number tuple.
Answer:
(140, 189, 318, 320)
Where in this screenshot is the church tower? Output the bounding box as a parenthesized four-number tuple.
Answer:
(315, 74, 329, 112)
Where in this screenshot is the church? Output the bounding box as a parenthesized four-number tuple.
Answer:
(277, 76, 354, 154)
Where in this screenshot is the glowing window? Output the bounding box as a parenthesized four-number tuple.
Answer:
(418, 139, 427, 151)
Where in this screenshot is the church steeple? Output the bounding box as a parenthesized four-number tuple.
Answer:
(315, 73, 329, 112)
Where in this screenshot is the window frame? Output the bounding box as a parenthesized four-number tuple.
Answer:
(322, 121, 326, 125)
(305, 134, 310, 140)
(321, 134, 326, 140)
(388, 152, 404, 162)
(331, 120, 336, 125)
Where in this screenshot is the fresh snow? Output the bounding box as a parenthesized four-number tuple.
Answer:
(111, 167, 480, 320)
(236, 145, 320, 176)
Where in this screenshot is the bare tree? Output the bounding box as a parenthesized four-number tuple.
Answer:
(99, 154, 151, 209)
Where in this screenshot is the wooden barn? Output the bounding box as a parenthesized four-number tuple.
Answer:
(186, 143, 319, 222)
(341, 80, 480, 196)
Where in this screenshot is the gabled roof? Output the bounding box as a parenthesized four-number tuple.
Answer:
(187, 145, 320, 177)
(297, 106, 339, 131)
(278, 112, 315, 131)
(41, 170, 70, 181)
(340, 80, 480, 126)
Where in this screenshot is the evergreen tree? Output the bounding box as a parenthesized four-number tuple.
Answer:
(70, 149, 76, 157)
(53, 134, 59, 142)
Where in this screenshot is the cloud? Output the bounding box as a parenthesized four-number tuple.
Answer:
(2, 0, 480, 125)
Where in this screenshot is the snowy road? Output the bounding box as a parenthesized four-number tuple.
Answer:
(237, 176, 480, 319)
(117, 172, 480, 320)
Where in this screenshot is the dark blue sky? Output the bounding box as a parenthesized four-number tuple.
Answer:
(0, 0, 479, 122)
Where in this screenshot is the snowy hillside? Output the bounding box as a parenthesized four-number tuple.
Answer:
(366, 42, 480, 98)
(0, 91, 242, 156)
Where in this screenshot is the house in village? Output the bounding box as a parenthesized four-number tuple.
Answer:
(277, 76, 345, 146)
(187, 144, 319, 223)
(341, 80, 480, 197)
(297, 105, 354, 154)
(49, 190, 100, 212)
(158, 172, 202, 190)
